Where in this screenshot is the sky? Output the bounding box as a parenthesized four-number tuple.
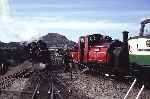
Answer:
(0, 0, 150, 42)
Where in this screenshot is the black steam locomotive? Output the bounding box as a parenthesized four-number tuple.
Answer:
(27, 40, 51, 70)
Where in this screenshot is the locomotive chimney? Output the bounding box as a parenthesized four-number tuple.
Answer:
(123, 31, 129, 44)
(122, 31, 129, 67)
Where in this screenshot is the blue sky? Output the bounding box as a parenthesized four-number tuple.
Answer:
(0, 0, 150, 42)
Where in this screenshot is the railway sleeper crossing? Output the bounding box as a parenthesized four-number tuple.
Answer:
(0, 67, 32, 89)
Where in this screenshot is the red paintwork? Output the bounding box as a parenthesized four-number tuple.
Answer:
(70, 34, 111, 65)
(88, 46, 109, 64)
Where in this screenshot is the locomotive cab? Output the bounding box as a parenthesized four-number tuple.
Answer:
(78, 34, 111, 64)
(87, 34, 111, 64)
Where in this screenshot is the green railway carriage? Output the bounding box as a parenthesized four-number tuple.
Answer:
(128, 19, 150, 65)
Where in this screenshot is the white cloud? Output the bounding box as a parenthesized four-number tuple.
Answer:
(0, 16, 139, 42)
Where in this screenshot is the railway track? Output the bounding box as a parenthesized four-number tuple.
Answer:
(30, 70, 64, 99)
(0, 67, 32, 89)
(29, 68, 88, 99)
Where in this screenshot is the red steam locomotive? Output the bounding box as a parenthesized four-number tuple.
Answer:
(71, 31, 129, 75)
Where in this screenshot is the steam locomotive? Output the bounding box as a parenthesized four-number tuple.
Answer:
(128, 19, 150, 65)
(71, 31, 129, 75)
(27, 40, 51, 70)
(0, 40, 50, 74)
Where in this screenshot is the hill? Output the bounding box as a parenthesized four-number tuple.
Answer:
(40, 33, 76, 48)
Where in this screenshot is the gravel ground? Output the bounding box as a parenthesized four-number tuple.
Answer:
(0, 78, 30, 99)
(8, 78, 29, 91)
(59, 70, 150, 99)
(1, 61, 150, 99)
(0, 61, 32, 99)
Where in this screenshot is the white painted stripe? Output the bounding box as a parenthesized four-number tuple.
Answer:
(129, 51, 150, 55)
(135, 85, 145, 99)
(124, 78, 137, 99)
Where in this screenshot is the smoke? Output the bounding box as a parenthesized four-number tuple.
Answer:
(0, 0, 10, 19)
(0, 0, 20, 42)
(0, 0, 40, 42)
